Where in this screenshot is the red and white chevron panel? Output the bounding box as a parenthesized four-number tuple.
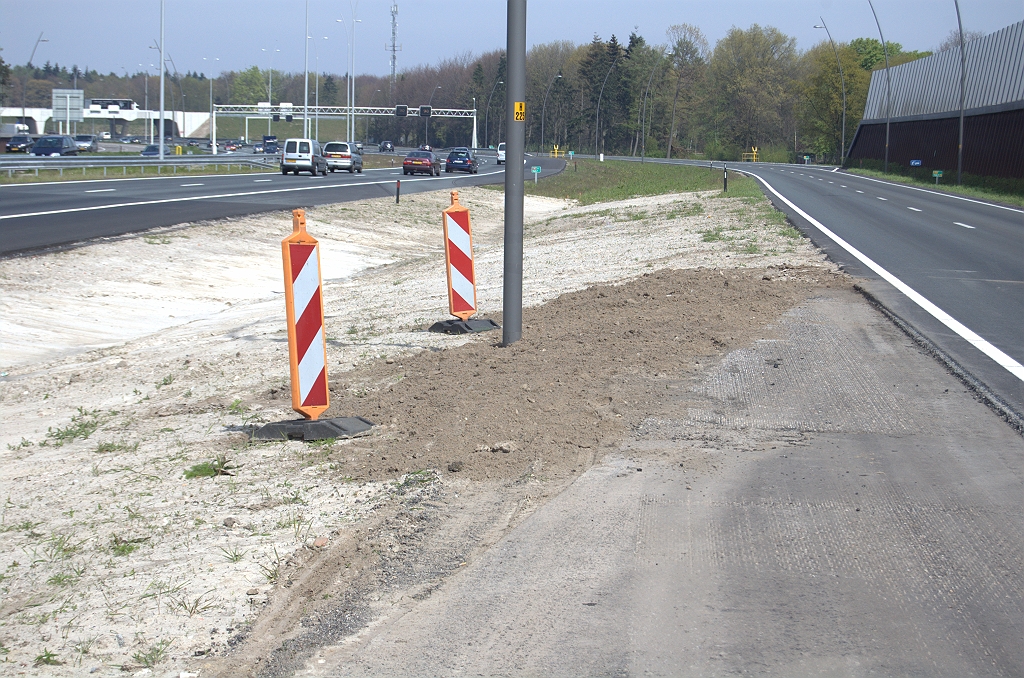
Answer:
(444, 210, 476, 318)
(287, 242, 328, 410)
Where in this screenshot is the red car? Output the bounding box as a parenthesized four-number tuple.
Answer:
(403, 150, 440, 176)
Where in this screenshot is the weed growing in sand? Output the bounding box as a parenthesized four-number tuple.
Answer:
(94, 441, 138, 454)
(218, 546, 248, 563)
(73, 636, 97, 657)
(172, 590, 217, 617)
(780, 226, 802, 239)
(143, 235, 172, 245)
(110, 535, 149, 557)
(34, 648, 63, 666)
(156, 374, 175, 388)
(228, 399, 246, 415)
(742, 242, 760, 254)
(133, 639, 171, 667)
(43, 533, 83, 561)
(702, 228, 723, 242)
(43, 407, 101, 447)
(6, 437, 33, 451)
(259, 546, 283, 583)
(664, 203, 704, 219)
(184, 454, 239, 479)
(46, 572, 77, 587)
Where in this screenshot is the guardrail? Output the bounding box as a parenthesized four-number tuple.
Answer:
(0, 154, 277, 178)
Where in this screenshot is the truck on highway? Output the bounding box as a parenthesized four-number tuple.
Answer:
(263, 135, 279, 154)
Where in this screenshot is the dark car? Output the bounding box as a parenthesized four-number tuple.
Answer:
(140, 144, 172, 157)
(30, 135, 78, 156)
(378, 140, 394, 152)
(445, 148, 478, 174)
(5, 135, 34, 153)
(402, 150, 440, 176)
(418, 144, 434, 152)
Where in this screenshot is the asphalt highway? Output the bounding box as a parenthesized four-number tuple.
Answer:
(0, 153, 563, 256)
(731, 162, 1024, 420)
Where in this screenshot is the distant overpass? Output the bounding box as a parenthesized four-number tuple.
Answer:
(1, 106, 210, 138)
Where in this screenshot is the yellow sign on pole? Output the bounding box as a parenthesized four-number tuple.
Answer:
(513, 101, 526, 122)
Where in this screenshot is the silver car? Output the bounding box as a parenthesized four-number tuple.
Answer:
(74, 134, 99, 153)
(323, 141, 363, 173)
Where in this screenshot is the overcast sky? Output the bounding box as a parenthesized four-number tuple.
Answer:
(2, 0, 1021, 80)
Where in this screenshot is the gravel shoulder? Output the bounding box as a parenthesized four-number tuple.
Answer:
(0, 183, 831, 675)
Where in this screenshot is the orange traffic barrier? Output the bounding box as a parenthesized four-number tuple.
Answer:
(281, 209, 329, 420)
(441, 191, 477, 321)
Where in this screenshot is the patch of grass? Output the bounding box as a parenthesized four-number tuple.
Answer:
(664, 202, 704, 219)
(34, 648, 63, 666)
(508, 159, 730, 205)
(46, 572, 77, 587)
(780, 226, 802, 239)
(94, 441, 138, 454)
(132, 639, 171, 667)
(218, 546, 248, 563)
(172, 590, 216, 617)
(702, 228, 724, 242)
(6, 437, 33, 451)
(742, 242, 761, 254)
(44, 533, 83, 561)
(155, 374, 175, 387)
(110, 534, 149, 557)
(259, 546, 283, 583)
(43, 407, 101, 447)
(184, 453, 239, 479)
(144, 235, 172, 245)
(228, 398, 246, 415)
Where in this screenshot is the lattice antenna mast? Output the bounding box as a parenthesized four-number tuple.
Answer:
(388, 3, 401, 99)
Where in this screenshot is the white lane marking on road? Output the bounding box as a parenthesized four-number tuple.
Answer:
(828, 181, 834, 184)
(908, 207, 922, 212)
(744, 170, 1024, 383)
(840, 185, 847, 188)
(84, 188, 116, 193)
(833, 169, 1024, 214)
(955, 222, 976, 229)
(0, 173, 485, 221)
(254, 179, 272, 182)
(856, 190, 864, 193)
(877, 197, 887, 200)
(180, 183, 204, 187)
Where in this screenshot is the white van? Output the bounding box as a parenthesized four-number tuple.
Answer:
(281, 138, 327, 176)
(497, 142, 506, 165)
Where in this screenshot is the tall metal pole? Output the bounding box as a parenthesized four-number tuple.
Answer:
(502, 0, 526, 346)
(640, 49, 670, 163)
(303, 0, 309, 139)
(816, 19, 847, 164)
(159, 0, 165, 160)
(425, 85, 440, 146)
(955, 0, 966, 185)
(594, 56, 619, 156)
(541, 71, 561, 150)
(867, 0, 891, 173)
(485, 77, 503, 149)
(472, 96, 478, 149)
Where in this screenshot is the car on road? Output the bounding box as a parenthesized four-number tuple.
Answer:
(445, 148, 478, 174)
(418, 144, 434, 152)
(30, 135, 78, 156)
(73, 134, 99, 153)
(140, 144, 172, 157)
(403, 150, 440, 176)
(281, 138, 327, 175)
(99, 131, 111, 140)
(323, 141, 363, 173)
(252, 143, 264, 153)
(378, 140, 394, 152)
(496, 142, 506, 165)
(5, 135, 35, 153)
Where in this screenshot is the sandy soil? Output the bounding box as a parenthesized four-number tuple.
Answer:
(0, 182, 834, 675)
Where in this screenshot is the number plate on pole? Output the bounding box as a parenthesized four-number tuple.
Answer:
(513, 101, 526, 122)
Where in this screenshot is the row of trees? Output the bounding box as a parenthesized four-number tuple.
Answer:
(2, 24, 965, 161)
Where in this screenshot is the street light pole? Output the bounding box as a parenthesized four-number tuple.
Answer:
(867, 0, 892, 173)
(204, 57, 219, 151)
(303, 0, 309, 138)
(541, 71, 561, 151)
(640, 49, 671, 163)
(503, 0, 526, 347)
(21, 32, 48, 134)
(425, 85, 441, 146)
(262, 48, 280, 135)
(485, 77, 503, 149)
(954, 0, 966, 185)
(815, 19, 847, 165)
(595, 56, 620, 156)
(159, 0, 165, 160)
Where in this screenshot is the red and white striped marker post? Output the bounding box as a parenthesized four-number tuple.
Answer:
(442, 191, 477, 321)
(281, 209, 330, 420)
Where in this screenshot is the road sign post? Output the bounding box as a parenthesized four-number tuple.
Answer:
(532, 165, 541, 184)
(502, 0, 526, 347)
(933, 169, 944, 185)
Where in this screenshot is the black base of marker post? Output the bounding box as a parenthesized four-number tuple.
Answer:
(723, 163, 728, 192)
(396, 179, 401, 204)
(428, 318, 501, 335)
(253, 416, 374, 442)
